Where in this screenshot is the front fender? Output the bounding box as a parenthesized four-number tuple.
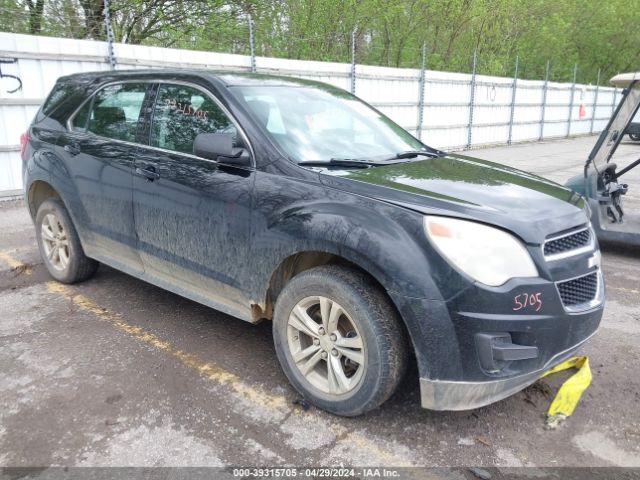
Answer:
(254, 194, 463, 382)
(253, 188, 450, 303)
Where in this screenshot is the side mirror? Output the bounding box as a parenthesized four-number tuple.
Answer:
(193, 133, 250, 166)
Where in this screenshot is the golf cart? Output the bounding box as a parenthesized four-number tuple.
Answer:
(566, 72, 640, 246)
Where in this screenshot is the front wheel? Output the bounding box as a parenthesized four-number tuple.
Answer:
(273, 265, 407, 416)
(629, 133, 640, 141)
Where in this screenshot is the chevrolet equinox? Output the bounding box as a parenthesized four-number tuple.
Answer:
(21, 70, 604, 416)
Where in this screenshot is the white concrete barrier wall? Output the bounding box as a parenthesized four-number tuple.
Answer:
(0, 32, 620, 195)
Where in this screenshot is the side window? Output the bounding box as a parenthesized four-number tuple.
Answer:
(86, 83, 148, 142)
(150, 84, 238, 155)
(71, 100, 91, 132)
(43, 82, 74, 116)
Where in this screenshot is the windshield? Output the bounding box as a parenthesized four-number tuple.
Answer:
(230, 84, 427, 162)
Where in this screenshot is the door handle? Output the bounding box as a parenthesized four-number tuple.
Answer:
(64, 142, 81, 156)
(135, 166, 160, 181)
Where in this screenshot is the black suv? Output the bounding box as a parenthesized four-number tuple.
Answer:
(22, 70, 604, 416)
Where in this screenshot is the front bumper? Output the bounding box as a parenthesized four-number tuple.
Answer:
(389, 268, 604, 412)
(419, 329, 596, 410)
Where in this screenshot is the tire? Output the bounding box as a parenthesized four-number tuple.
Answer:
(35, 198, 98, 283)
(629, 133, 640, 141)
(273, 265, 407, 416)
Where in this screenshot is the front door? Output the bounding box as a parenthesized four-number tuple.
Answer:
(132, 82, 255, 319)
(57, 82, 150, 275)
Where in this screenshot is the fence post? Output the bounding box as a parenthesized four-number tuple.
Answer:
(612, 86, 618, 115)
(248, 14, 256, 73)
(566, 63, 577, 137)
(466, 49, 477, 150)
(416, 42, 427, 140)
(539, 60, 550, 141)
(103, 0, 116, 70)
(350, 27, 357, 94)
(507, 55, 519, 145)
(590, 68, 601, 134)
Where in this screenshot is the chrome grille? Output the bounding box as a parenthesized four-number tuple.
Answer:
(544, 228, 591, 258)
(557, 272, 599, 308)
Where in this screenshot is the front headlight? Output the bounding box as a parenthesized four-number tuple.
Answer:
(424, 216, 538, 287)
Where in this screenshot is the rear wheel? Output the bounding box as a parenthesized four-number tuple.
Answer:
(35, 198, 98, 283)
(273, 265, 407, 416)
(629, 133, 640, 141)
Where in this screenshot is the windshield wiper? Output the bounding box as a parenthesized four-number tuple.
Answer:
(298, 158, 381, 168)
(388, 150, 441, 160)
(298, 150, 443, 169)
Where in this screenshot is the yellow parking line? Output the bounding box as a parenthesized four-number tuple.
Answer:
(0, 251, 414, 465)
(0, 250, 32, 274)
(46, 281, 413, 464)
(46, 280, 288, 412)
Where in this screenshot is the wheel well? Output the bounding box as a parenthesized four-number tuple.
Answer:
(261, 251, 418, 376)
(27, 181, 60, 219)
(262, 251, 388, 320)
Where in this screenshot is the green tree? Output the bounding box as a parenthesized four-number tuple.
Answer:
(1, 0, 639, 85)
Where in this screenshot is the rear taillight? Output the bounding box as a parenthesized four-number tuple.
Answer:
(20, 132, 28, 160)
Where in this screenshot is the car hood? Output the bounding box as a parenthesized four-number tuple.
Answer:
(319, 154, 588, 245)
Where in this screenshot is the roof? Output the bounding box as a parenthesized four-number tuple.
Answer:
(215, 73, 324, 87)
(610, 72, 640, 88)
(59, 69, 335, 90)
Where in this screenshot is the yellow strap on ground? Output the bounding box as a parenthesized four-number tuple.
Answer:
(541, 356, 592, 429)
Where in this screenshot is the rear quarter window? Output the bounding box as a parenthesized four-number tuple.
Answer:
(38, 78, 92, 125)
(42, 82, 72, 116)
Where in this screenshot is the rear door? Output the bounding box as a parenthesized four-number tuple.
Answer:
(58, 82, 151, 275)
(132, 81, 255, 319)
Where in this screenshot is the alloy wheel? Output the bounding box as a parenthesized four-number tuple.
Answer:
(41, 213, 70, 271)
(287, 296, 365, 395)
